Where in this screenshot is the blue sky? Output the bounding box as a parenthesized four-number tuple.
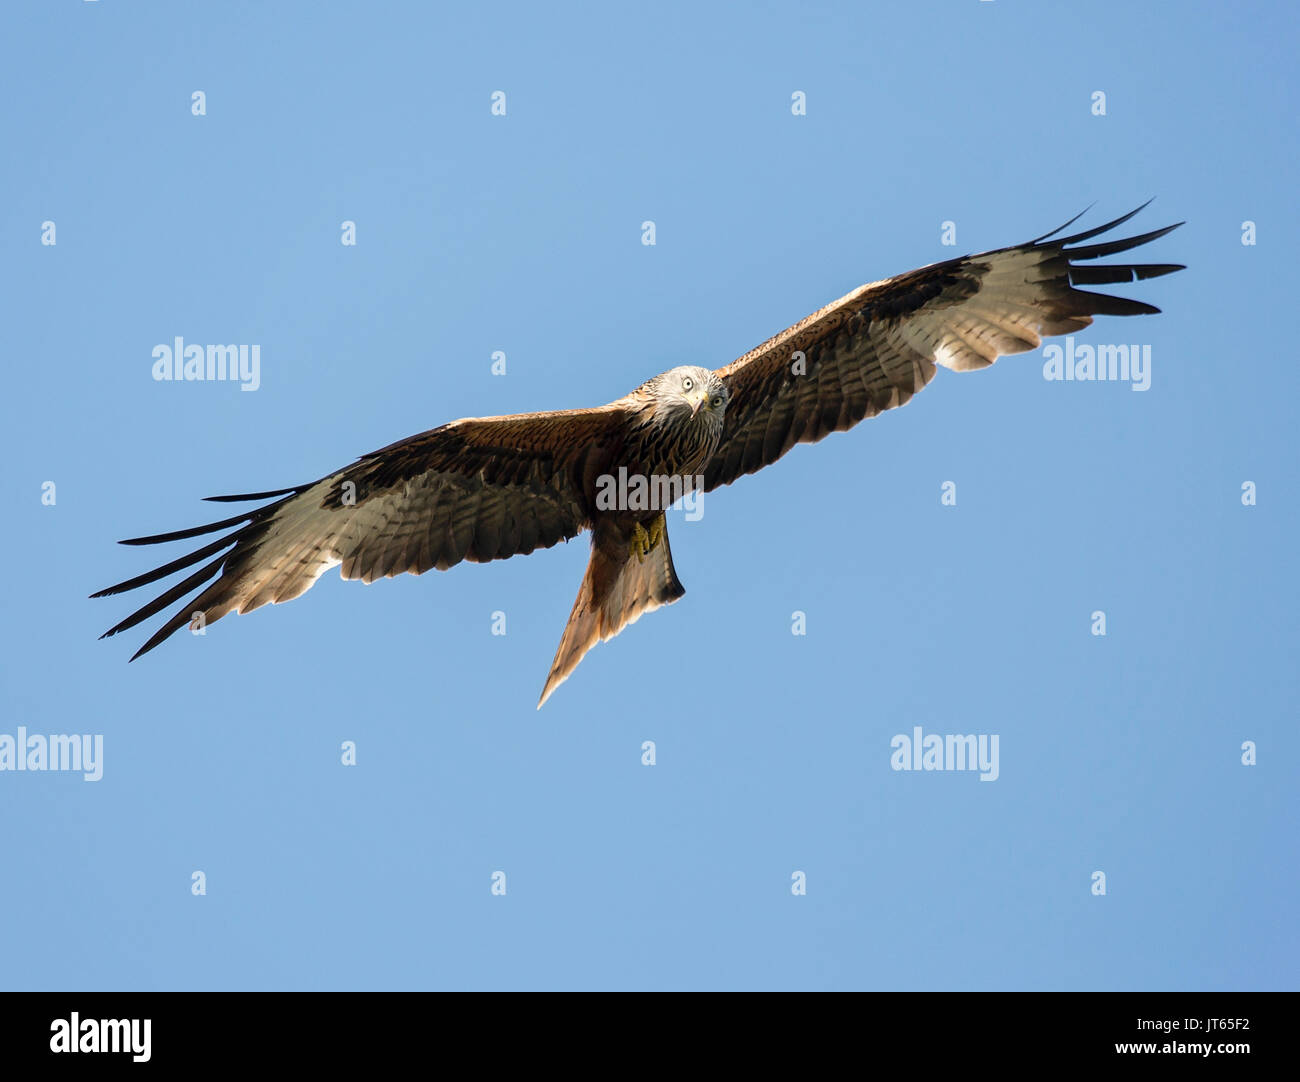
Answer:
(2, 0, 1295, 991)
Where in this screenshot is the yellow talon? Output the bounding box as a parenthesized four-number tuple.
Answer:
(631, 521, 649, 562)
(646, 515, 664, 552)
(630, 517, 664, 563)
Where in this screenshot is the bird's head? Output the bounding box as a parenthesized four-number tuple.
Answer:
(649, 365, 730, 427)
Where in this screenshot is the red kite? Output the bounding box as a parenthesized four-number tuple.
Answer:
(94, 205, 1183, 705)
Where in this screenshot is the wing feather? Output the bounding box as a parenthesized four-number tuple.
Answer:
(705, 205, 1184, 492)
(94, 406, 628, 658)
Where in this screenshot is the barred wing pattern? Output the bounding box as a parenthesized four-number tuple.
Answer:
(704, 205, 1183, 492)
(92, 407, 629, 659)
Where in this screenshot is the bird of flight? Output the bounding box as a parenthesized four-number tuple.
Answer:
(94, 204, 1182, 706)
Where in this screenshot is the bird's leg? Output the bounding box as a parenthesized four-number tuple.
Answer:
(630, 521, 650, 562)
(646, 513, 665, 553)
(630, 515, 666, 563)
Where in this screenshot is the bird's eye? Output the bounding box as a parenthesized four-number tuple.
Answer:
(711, 395, 723, 408)
(682, 377, 694, 391)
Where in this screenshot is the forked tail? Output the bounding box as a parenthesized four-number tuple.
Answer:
(538, 514, 685, 708)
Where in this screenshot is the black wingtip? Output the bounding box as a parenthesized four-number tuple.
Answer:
(1050, 201, 1158, 248)
(1067, 262, 1185, 286)
(97, 483, 304, 661)
(203, 485, 307, 503)
(1065, 222, 1184, 262)
(1030, 202, 1097, 244)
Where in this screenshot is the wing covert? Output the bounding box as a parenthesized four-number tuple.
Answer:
(704, 204, 1183, 492)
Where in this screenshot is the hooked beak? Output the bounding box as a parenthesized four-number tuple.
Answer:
(688, 389, 707, 416)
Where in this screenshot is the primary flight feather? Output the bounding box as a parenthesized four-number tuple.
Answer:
(93, 204, 1183, 705)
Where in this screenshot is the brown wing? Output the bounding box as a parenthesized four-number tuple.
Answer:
(703, 204, 1184, 492)
(92, 405, 629, 659)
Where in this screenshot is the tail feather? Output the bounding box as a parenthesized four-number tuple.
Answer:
(538, 515, 686, 708)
